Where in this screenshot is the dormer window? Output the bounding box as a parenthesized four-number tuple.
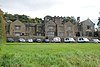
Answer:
(67, 27, 71, 31)
(15, 25, 21, 30)
(87, 25, 91, 29)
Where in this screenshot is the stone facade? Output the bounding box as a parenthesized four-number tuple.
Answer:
(64, 21, 76, 37)
(10, 20, 25, 37)
(6, 16, 95, 39)
(45, 19, 56, 37)
(25, 23, 36, 36)
(80, 18, 95, 37)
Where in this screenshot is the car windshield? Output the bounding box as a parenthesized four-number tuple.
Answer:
(66, 38, 69, 40)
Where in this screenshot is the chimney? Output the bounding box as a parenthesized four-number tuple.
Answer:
(97, 17, 100, 26)
(77, 17, 80, 23)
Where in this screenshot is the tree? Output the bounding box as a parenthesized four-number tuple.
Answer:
(33, 17, 43, 23)
(4, 13, 43, 23)
(63, 16, 76, 24)
(0, 9, 6, 44)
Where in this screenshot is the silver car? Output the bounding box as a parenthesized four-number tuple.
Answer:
(77, 37, 89, 43)
(53, 37, 61, 43)
(18, 38, 26, 42)
(64, 37, 75, 43)
(91, 39, 100, 43)
(27, 39, 33, 43)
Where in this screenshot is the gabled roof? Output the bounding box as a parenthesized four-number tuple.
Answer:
(80, 18, 94, 24)
(13, 20, 22, 23)
(45, 20, 56, 25)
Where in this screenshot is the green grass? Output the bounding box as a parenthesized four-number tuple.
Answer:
(0, 43, 100, 67)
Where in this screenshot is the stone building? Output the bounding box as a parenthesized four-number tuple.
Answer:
(10, 20, 25, 37)
(35, 23, 44, 36)
(44, 16, 56, 37)
(6, 16, 95, 39)
(44, 16, 76, 38)
(80, 18, 95, 37)
(64, 21, 76, 37)
(54, 16, 64, 38)
(25, 23, 36, 36)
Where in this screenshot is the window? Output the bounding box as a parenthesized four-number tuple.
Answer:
(48, 26, 54, 31)
(22, 33, 24, 36)
(66, 38, 69, 40)
(67, 31, 72, 37)
(67, 27, 71, 31)
(87, 25, 91, 29)
(37, 33, 41, 36)
(79, 38, 81, 40)
(15, 25, 21, 30)
(86, 31, 88, 36)
(38, 27, 41, 31)
(14, 32, 21, 36)
(47, 31, 54, 37)
(89, 32, 92, 36)
(76, 32, 80, 37)
(86, 31, 92, 36)
(58, 32, 64, 36)
(26, 33, 29, 36)
(79, 38, 83, 40)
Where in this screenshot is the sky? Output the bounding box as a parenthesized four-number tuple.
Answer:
(0, 0, 100, 27)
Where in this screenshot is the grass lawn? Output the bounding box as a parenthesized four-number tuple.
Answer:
(0, 43, 100, 67)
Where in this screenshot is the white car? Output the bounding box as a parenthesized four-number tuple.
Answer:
(64, 37, 75, 43)
(18, 38, 26, 42)
(53, 37, 61, 42)
(77, 37, 89, 43)
(91, 39, 100, 43)
(27, 39, 33, 43)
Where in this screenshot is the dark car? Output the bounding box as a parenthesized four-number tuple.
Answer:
(7, 38, 14, 42)
(34, 38, 42, 42)
(42, 39, 50, 43)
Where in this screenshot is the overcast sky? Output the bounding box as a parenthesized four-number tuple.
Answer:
(0, 0, 100, 27)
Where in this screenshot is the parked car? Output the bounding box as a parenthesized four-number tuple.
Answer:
(18, 38, 26, 42)
(77, 37, 89, 43)
(64, 37, 75, 43)
(7, 38, 14, 42)
(33, 38, 42, 42)
(43, 38, 50, 43)
(27, 39, 33, 43)
(53, 37, 61, 43)
(91, 39, 100, 43)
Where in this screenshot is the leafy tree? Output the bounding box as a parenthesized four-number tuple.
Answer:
(0, 9, 6, 44)
(4, 13, 43, 23)
(0, 10, 6, 58)
(63, 16, 76, 24)
(34, 17, 42, 23)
